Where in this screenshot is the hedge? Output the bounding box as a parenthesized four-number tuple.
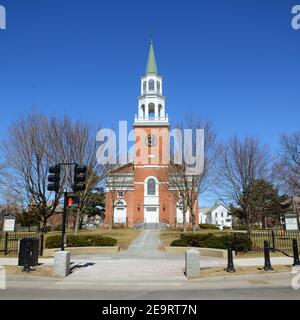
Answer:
(46, 234, 118, 249)
(170, 233, 252, 252)
(199, 224, 219, 230)
(233, 225, 248, 231)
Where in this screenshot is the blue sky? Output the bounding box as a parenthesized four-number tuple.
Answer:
(0, 1, 299, 204)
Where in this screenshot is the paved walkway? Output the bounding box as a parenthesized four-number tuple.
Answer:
(121, 229, 167, 258)
(63, 229, 225, 285)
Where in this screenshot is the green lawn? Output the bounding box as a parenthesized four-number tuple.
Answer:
(45, 228, 141, 251)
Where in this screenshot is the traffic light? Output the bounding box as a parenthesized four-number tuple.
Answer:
(73, 165, 87, 192)
(67, 195, 79, 208)
(47, 165, 61, 193)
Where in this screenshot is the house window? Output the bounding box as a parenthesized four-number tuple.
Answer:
(147, 178, 156, 196)
(221, 212, 223, 218)
(143, 81, 147, 93)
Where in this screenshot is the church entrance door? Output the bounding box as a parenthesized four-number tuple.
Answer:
(144, 206, 159, 223)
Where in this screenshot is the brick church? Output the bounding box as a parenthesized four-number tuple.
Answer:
(104, 41, 199, 227)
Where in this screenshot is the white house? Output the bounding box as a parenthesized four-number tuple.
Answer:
(199, 204, 232, 229)
(199, 208, 210, 224)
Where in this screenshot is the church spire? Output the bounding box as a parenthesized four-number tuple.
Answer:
(146, 39, 158, 75)
(134, 40, 169, 127)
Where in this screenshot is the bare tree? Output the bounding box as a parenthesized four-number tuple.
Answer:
(0, 113, 106, 233)
(0, 113, 62, 232)
(273, 132, 300, 229)
(219, 136, 271, 229)
(164, 116, 219, 232)
(46, 116, 105, 235)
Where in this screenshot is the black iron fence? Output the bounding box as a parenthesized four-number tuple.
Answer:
(0, 232, 44, 256)
(234, 230, 300, 255)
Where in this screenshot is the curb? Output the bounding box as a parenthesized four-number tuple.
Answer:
(188, 271, 294, 283)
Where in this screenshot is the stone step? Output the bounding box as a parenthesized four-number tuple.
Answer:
(134, 223, 168, 230)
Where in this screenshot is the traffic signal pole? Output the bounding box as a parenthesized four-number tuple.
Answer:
(47, 162, 86, 252)
(61, 191, 68, 251)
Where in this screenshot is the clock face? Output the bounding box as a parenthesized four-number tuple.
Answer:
(145, 134, 158, 147)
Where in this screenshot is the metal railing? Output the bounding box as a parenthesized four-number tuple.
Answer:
(0, 232, 44, 256)
(234, 230, 300, 255)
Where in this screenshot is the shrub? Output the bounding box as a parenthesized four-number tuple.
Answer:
(46, 234, 117, 249)
(222, 226, 231, 230)
(170, 233, 252, 252)
(233, 225, 248, 231)
(199, 224, 219, 230)
(170, 239, 188, 247)
(53, 224, 62, 232)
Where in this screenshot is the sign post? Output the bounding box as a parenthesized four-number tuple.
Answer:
(3, 215, 16, 232)
(285, 213, 299, 231)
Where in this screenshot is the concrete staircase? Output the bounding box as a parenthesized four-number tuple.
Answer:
(134, 223, 168, 230)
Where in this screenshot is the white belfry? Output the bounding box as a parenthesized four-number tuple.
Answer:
(134, 39, 169, 127)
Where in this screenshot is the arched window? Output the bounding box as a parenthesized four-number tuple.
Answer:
(157, 81, 161, 93)
(141, 104, 145, 117)
(143, 81, 147, 93)
(147, 178, 156, 196)
(148, 103, 155, 119)
(158, 104, 163, 117)
(149, 80, 155, 91)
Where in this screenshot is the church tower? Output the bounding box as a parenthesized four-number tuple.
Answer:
(134, 40, 170, 167)
(132, 40, 172, 225)
(134, 39, 169, 127)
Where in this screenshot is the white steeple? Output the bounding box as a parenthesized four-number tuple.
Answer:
(134, 40, 169, 127)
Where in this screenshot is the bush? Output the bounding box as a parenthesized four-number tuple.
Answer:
(170, 233, 252, 252)
(46, 234, 118, 249)
(233, 225, 248, 230)
(222, 226, 231, 230)
(53, 224, 62, 232)
(199, 224, 219, 230)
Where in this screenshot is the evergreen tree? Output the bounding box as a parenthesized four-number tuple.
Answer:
(229, 179, 291, 228)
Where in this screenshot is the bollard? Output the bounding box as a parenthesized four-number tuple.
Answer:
(40, 234, 44, 257)
(185, 249, 200, 279)
(263, 240, 273, 272)
(271, 230, 276, 253)
(54, 251, 71, 278)
(4, 233, 8, 256)
(226, 241, 236, 273)
(292, 239, 300, 266)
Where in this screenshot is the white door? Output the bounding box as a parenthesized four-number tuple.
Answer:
(114, 207, 126, 224)
(144, 206, 159, 223)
